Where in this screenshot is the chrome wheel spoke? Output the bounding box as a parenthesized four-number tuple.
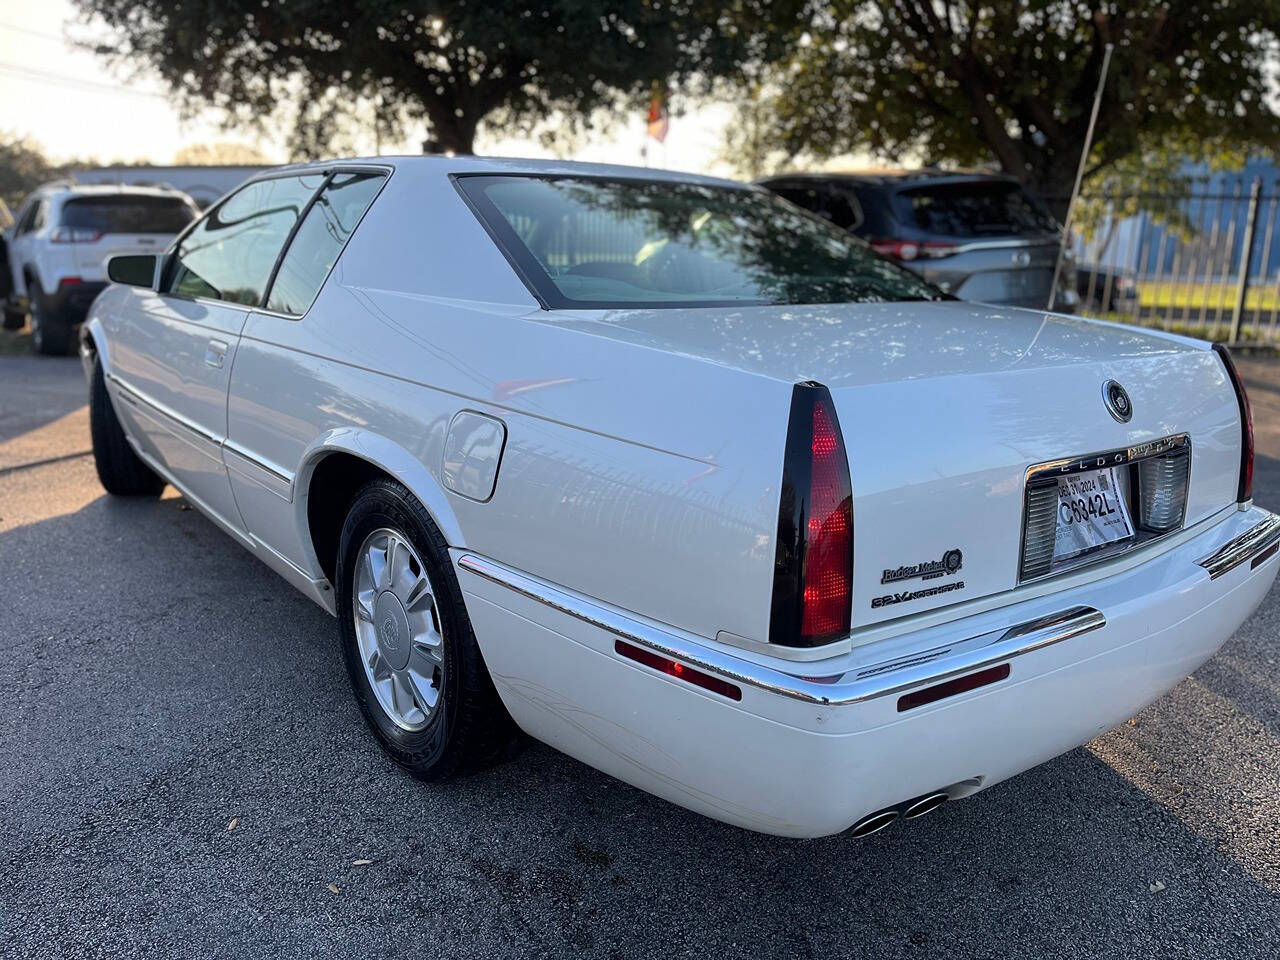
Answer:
(367, 647, 392, 681)
(389, 671, 418, 719)
(409, 638, 444, 672)
(404, 573, 433, 613)
(355, 588, 376, 624)
(405, 664, 440, 711)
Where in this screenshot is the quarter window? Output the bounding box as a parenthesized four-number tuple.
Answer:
(165, 175, 323, 306)
(265, 172, 384, 315)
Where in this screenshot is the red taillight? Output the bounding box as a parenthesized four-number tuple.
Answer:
(1214, 344, 1254, 502)
(869, 239, 955, 262)
(50, 227, 102, 243)
(801, 400, 852, 637)
(58, 276, 83, 288)
(770, 383, 853, 647)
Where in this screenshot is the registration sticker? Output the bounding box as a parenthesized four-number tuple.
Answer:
(1053, 467, 1133, 561)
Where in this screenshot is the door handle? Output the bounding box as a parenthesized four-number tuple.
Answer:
(204, 339, 228, 369)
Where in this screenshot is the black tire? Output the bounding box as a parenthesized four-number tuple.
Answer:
(28, 279, 71, 356)
(336, 478, 519, 781)
(89, 359, 165, 496)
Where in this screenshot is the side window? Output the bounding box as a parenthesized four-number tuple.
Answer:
(773, 184, 826, 216)
(20, 200, 47, 234)
(13, 200, 37, 234)
(164, 174, 323, 306)
(825, 187, 864, 232)
(265, 172, 385, 315)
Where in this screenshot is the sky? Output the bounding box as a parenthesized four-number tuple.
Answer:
(0, 0, 747, 175)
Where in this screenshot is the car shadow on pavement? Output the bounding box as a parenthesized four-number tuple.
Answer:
(2, 486, 1279, 958)
(0, 354, 87, 448)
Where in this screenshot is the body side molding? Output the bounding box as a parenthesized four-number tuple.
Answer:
(456, 553, 1105, 707)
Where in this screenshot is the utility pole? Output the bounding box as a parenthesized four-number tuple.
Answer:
(1049, 43, 1114, 312)
(1229, 176, 1263, 345)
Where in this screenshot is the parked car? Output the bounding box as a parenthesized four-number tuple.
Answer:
(1077, 263, 1141, 313)
(81, 158, 1275, 838)
(758, 170, 1079, 311)
(5, 182, 199, 353)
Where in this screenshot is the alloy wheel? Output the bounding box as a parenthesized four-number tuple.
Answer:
(352, 527, 446, 731)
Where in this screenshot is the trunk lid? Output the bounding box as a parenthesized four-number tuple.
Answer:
(538, 301, 1243, 628)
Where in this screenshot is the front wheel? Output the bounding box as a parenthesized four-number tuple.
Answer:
(89, 359, 165, 496)
(336, 479, 519, 781)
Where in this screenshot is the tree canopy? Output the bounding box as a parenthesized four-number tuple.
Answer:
(74, 0, 806, 158)
(740, 1, 1280, 215)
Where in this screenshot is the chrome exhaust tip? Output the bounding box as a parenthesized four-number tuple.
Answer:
(849, 808, 900, 838)
(902, 791, 949, 820)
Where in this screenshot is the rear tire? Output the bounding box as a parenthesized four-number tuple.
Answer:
(89, 359, 165, 496)
(29, 285, 71, 356)
(336, 478, 519, 781)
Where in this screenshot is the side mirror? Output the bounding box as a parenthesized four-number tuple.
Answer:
(107, 254, 157, 288)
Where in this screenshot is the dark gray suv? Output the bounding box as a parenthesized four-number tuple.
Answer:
(758, 171, 1078, 311)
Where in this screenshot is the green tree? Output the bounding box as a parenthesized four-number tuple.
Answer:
(738, 2, 1280, 217)
(74, 1, 806, 159)
(0, 135, 59, 211)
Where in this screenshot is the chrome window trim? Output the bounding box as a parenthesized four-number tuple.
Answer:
(154, 163, 393, 320)
(457, 553, 1105, 707)
(1198, 512, 1280, 579)
(1018, 433, 1191, 585)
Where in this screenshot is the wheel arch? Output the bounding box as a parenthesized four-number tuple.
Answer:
(79, 316, 111, 380)
(296, 429, 465, 589)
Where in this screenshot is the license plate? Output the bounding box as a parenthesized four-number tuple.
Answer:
(1053, 467, 1133, 561)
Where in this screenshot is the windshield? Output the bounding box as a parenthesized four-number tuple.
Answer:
(892, 181, 1059, 238)
(60, 195, 196, 234)
(456, 175, 943, 309)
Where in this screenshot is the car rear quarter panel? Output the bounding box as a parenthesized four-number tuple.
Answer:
(225, 171, 792, 644)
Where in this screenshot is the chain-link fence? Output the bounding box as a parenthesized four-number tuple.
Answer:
(1067, 171, 1280, 345)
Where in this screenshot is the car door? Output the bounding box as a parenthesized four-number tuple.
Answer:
(104, 173, 325, 536)
(222, 170, 388, 568)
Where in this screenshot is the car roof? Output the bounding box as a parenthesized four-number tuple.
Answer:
(758, 169, 1021, 190)
(35, 181, 196, 201)
(254, 154, 753, 191)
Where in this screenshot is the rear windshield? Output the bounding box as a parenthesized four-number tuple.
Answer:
(893, 181, 1058, 238)
(456, 175, 942, 309)
(60, 196, 196, 234)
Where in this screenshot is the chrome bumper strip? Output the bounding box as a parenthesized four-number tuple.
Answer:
(457, 554, 1106, 707)
(1198, 511, 1280, 580)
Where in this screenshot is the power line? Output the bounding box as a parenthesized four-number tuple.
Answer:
(0, 60, 167, 100)
(0, 20, 72, 43)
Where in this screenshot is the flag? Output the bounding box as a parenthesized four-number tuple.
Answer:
(647, 82, 669, 143)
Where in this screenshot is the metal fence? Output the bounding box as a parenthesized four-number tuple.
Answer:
(1068, 171, 1280, 345)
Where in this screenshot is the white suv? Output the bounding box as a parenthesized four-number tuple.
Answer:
(4, 183, 199, 354)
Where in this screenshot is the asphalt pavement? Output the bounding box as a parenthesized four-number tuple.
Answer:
(2, 349, 1278, 959)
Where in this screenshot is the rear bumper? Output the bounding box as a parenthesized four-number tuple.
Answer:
(457, 505, 1279, 837)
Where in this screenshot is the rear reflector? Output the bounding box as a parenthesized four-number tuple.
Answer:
(770, 382, 854, 647)
(897, 663, 1011, 712)
(1214, 343, 1254, 502)
(614, 640, 742, 701)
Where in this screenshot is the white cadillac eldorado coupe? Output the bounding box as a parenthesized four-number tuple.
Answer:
(81, 157, 1278, 838)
